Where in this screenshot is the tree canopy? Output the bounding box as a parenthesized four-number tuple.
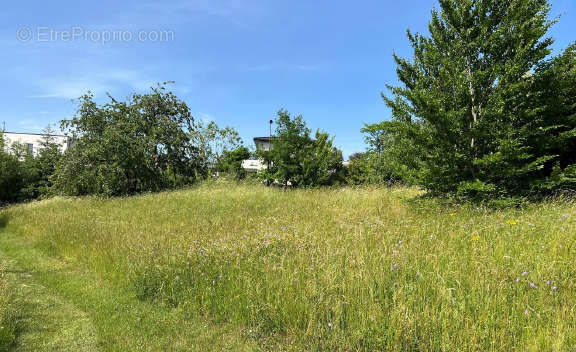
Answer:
(53, 84, 202, 196)
(260, 110, 344, 187)
(372, 0, 576, 198)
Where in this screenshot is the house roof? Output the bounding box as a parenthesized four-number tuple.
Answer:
(3, 131, 68, 138)
(253, 137, 275, 143)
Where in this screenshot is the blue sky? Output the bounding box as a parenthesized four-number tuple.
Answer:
(1, 0, 575, 158)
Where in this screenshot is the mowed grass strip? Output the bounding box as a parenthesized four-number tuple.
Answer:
(0, 260, 19, 351)
(0, 233, 263, 352)
(0, 254, 99, 352)
(1, 182, 576, 351)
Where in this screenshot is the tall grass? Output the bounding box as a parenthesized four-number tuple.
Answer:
(2, 182, 576, 350)
(0, 262, 18, 351)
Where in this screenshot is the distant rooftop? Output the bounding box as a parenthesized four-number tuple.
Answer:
(2, 131, 68, 138)
(253, 136, 276, 142)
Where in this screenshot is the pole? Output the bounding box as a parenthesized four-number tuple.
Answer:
(269, 120, 273, 146)
(267, 120, 273, 186)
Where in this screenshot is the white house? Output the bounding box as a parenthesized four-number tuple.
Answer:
(253, 137, 273, 151)
(242, 137, 273, 172)
(1, 131, 70, 156)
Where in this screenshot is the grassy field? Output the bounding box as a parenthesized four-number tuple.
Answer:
(0, 181, 575, 351)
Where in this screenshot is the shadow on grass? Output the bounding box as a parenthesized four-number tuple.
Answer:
(0, 214, 9, 229)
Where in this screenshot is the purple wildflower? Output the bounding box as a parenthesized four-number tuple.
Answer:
(525, 309, 530, 316)
(530, 282, 536, 288)
(522, 271, 529, 276)
(552, 286, 558, 291)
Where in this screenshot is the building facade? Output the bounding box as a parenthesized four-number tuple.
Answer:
(1, 132, 70, 156)
(242, 137, 273, 172)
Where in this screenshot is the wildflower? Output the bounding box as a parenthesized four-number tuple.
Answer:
(522, 271, 529, 276)
(525, 309, 530, 316)
(450, 213, 457, 217)
(552, 286, 558, 291)
(515, 278, 521, 283)
(506, 220, 518, 225)
(328, 323, 333, 328)
(471, 235, 481, 242)
(546, 280, 551, 285)
(529, 282, 536, 288)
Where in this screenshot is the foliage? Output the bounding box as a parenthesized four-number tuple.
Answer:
(216, 146, 251, 179)
(377, 0, 575, 198)
(0, 132, 24, 204)
(190, 120, 244, 176)
(259, 110, 344, 187)
(18, 126, 64, 200)
(345, 123, 411, 185)
(345, 152, 400, 185)
(52, 84, 201, 196)
(494, 43, 576, 195)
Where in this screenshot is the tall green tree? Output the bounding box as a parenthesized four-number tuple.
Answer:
(260, 110, 343, 187)
(380, 0, 563, 197)
(498, 43, 576, 194)
(53, 84, 201, 196)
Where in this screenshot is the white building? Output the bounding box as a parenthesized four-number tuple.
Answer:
(253, 137, 273, 151)
(242, 137, 273, 172)
(1, 131, 70, 156)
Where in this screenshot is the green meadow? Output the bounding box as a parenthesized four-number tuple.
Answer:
(1, 182, 575, 351)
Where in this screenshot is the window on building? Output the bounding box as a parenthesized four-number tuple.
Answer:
(27, 143, 33, 155)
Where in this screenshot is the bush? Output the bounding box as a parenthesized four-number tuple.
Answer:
(0, 133, 24, 205)
(345, 152, 402, 185)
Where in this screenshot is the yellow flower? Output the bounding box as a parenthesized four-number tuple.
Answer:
(450, 213, 457, 217)
(506, 219, 519, 225)
(471, 235, 481, 242)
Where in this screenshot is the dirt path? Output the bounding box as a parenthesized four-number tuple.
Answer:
(0, 256, 100, 352)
